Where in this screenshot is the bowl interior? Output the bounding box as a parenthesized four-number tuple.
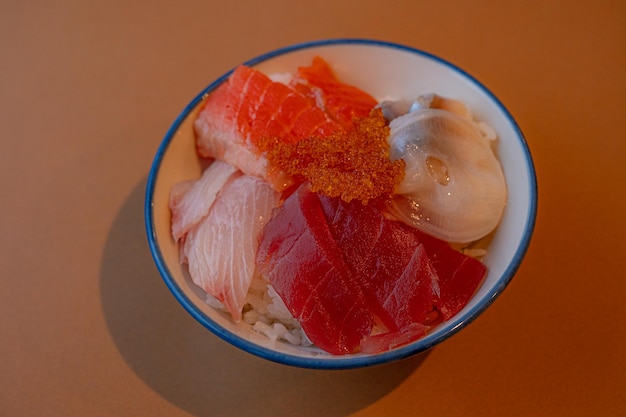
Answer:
(146, 39, 537, 368)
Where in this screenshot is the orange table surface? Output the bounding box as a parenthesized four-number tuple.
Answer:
(1, 1, 624, 416)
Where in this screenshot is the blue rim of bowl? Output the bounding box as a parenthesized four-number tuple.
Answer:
(145, 38, 538, 370)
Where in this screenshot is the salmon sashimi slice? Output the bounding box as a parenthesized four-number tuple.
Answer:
(169, 160, 239, 242)
(250, 83, 339, 145)
(182, 174, 280, 322)
(256, 183, 374, 354)
(292, 56, 379, 129)
(194, 67, 292, 191)
(194, 65, 343, 191)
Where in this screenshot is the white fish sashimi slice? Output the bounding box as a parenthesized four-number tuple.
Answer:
(169, 160, 239, 242)
(182, 175, 280, 322)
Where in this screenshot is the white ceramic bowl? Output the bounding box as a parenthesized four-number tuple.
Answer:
(145, 39, 537, 369)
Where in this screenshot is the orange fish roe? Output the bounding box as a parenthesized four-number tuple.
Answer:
(259, 109, 405, 204)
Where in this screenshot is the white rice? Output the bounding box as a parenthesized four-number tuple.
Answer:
(205, 274, 313, 347)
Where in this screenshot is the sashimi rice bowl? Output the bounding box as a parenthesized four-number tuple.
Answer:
(145, 39, 537, 369)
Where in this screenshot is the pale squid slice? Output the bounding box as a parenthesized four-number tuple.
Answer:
(387, 107, 507, 243)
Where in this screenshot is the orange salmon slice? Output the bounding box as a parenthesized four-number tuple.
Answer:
(292, 56, 378, 129)
(194, 57, 378, 191)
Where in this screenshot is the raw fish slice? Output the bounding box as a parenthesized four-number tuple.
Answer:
(413, 231, 487, 320)
(194, 64, 342, 191)
(321, 193, 485, 324)
(319, 196, 440, 332)
(195, 67, 293, 191)
(169, 180, 193, 215)
(183, 175, 280, 322)
(374, 241, 440, 328)
(236, 68, 338, 144)
(169, 160, 239, 242)
(256, 183, 374, 354)
(258, 184, 439, 354)
(249, 80, 342, 144)
(248, 82, 295, 143)
(233, 68, 273, 140)
(257, 184, 486, 354)
(292, 56, 378, 129)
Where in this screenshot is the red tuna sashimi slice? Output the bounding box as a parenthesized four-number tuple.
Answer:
(256, 184, 374, 354)
(320, 192, 487, 323)
(259, 187, 486, 354)
(318, 195, 441, 332)
(320, 194, 486, 325)
(182, 175, 279, 322)
(413, 231, 487, 320)
(169, 160, 239, 242)
(292, 56, 378, 129)
(194, 65, 342, 191)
